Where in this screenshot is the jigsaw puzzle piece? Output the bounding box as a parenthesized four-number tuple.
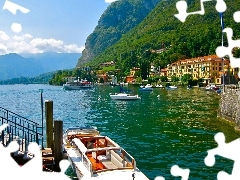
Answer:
(0, 124, 21, 176)
(175, 0, 189, 22)
(21, 142, 42, 174)
(154, 176, 165, 180)
(175, 0, 212, 22)
(171, 165, 190, 180)
(215, 0, 227, 13)
(233, 11, 240, 23)
(59, 159, 70, 173)
(154, 164, 190, 180)
(216, 28, 240, 68)
(216, 46, 229, 58)
(204, 132, 240, 179)
(217, 171, 233, 180)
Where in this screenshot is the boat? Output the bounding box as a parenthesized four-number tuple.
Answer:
(63, 126, 150, 180)
(139, 84, 153, 91)
(154, 84, 164, 88)
(110, 93, 141, 100)
(205, 84, 219, 91)
(109, 86, 140, 100)
(165, 85, 177, 90)
(63, 78, 94, 90)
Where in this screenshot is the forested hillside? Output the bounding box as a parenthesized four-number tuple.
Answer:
(82, 0, 240, 75)
(77, 0, 160, 66)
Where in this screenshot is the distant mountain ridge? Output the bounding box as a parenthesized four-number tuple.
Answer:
(0, 52, 81, 81)
(77, 0, 161, 66)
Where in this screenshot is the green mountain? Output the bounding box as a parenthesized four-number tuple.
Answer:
(0, 72, 55, 85)
(0, 52, 80, 81)
(77, 0, 240, 74)
(77, 0, 161, 66)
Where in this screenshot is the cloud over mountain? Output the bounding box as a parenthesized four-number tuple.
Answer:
(0, 31, 85, 55)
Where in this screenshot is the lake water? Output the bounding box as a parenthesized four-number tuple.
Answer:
(0, 84, 239, 179)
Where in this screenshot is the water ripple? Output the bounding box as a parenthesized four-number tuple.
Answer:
(0, 84, 239, 180)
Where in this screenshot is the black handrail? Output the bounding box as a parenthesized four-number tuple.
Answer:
(0, 106, 42, 151)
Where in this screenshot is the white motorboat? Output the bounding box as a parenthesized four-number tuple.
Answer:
(63, 79, 94, 90)
(63, 126, 149, 180)
(205, 84, 219, 91)
(165, 85, 177, 90)
(110, 93, 141, 100)
(139, 84, 153, 91)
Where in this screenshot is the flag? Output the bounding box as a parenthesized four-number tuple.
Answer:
(220, 12, 224, 30)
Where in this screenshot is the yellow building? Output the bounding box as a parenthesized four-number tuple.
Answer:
(166, 55, 234, 85)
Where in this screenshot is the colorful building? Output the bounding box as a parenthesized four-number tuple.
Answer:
(166, 55, 237, 85)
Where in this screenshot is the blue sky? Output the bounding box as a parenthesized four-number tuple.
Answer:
(0, 0, 118, 54)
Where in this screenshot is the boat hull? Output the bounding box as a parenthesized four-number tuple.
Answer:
(63, 79, 94, 90)
(138, 88, 153, 91)
(110, 93, 140, 100)
(63, 85, 94, 90)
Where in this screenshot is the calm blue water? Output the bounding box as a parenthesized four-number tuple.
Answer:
(0, 84, 239, 180)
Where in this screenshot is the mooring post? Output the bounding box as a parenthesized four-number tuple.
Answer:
(45, 100, 53, 150)
(54, 120, 63, 172)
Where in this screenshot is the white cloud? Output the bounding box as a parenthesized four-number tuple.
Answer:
(0, 44, 7, 54)
(0, 31, 10, 41)
(0, 31, 84, 55)
(12, 34, 33, 41)
(105, 0, 119, 3)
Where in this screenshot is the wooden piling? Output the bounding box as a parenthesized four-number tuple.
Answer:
(54, 120, 63, 172)
(45, 100, 53, 149)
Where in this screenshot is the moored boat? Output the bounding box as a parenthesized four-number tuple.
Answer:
(165, 85, 177, 90)
(110, 93, 141, 100)
(63, 78, 94, 90)
(154, 84, 164, 88)
(63, 126, 149, 180)
(139, 84, 153, 91)
(205, 84, 219, 91)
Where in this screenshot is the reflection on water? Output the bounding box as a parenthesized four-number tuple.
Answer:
(0, 84, 239, 179)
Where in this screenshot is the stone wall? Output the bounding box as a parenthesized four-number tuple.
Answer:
(218, 88, 240, 130)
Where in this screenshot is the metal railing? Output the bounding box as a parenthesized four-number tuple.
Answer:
(0, 106, 42, 151)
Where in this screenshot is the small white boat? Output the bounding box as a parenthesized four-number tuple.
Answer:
(139, 84, 153, 91)
(110, 93, 141, 100)
(145, 84, 152, 88)
(205, 84, 219, 91)
(63, 126, 149, 180)
(155, 84, 164, 88)
(169, 85, 177, 89)
(166, 85, 177, 90)
(63, 78, 94, 90)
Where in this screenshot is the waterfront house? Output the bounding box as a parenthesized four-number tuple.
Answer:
(98, 74, 108, 83)
(125, 67, 140, 83)
(160, 68, 168, 77)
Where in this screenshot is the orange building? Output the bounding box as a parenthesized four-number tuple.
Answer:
(98, 74, 108, 83)
(125, 75, 134, 83)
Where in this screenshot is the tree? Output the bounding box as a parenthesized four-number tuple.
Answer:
(160, 76, 168, 82)
(181, 74, 193, 83)
(171, 75, 179, 82)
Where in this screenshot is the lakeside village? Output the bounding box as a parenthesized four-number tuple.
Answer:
(63, 54, 240, 91)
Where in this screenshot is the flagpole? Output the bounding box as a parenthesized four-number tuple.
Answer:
(220, 12, 225, 93)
